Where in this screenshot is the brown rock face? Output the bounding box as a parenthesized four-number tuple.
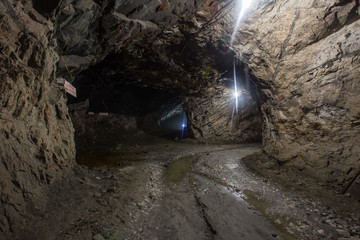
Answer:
(184, 88, 262, 143)
(0, 1, 75, 237)
(230, 0, 360, 183)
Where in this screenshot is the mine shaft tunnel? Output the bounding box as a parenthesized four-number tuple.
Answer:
(2, 0, 360, 239)
(66, 50, 263, 156)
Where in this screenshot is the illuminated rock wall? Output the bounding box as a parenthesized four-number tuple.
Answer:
(183, 88, 262, 143)
(231, 0, 360, 185)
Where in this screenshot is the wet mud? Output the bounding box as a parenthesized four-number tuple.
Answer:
(76, 151, 145, 168)
(32, 138, 360, 240)
(165, 155, 196, 183)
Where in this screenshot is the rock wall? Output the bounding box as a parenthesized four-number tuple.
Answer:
(184, 88, 262, 143)
(230, 0, 360, 185)
(0, 1, 75, 238)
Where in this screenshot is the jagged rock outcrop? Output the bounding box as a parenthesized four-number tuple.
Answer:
(184, 88, 262, 143)
(54, 0, 205, 77)
(228, 0, 360, 185)
(0, 0, 75, 238)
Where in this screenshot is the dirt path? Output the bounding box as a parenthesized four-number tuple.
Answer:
(30, 141, 360, 240)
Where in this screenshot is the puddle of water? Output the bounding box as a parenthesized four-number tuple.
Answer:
(225, 163, 238, 169)
(76, 151, 143, 168)
(165, 155, 196, 183)
(194, 171, 233, 189)
(194, 172, 297, 239)
(243, 189, 298, 240)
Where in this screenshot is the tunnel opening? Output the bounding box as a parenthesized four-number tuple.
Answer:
(158, 103, 187, 132)
(61, 46, 265, 154)
(66, 54, 192, 154)
(64, 48, 265, 169)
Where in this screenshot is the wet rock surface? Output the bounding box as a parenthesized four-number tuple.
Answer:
(242, 152, 360, 239)
(3, 135, 358, 239)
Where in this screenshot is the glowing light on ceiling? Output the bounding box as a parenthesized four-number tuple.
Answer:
(233, 57, 239, 113)
(230, 0, 253, 46)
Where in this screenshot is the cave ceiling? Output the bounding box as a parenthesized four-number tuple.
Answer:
(54, 0, 250, 96)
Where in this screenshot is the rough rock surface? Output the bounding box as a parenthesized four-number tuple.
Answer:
(0, 0, 75, 238)
(225, 0, 360, 186)
(184, 88, 262, 143)
(54, 0, 204, 77)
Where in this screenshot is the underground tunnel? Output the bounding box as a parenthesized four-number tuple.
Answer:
(0, 0, 360, 239)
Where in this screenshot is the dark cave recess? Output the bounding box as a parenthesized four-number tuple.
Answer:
(33, 0, 61, 15)
(67, 78, 182, 117)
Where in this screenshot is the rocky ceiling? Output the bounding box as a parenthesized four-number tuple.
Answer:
(0, 0, 359, 237)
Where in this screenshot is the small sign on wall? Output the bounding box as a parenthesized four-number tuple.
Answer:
(64, 80, 77, 97)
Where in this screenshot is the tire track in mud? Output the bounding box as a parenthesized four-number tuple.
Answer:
(185, 149, 294, 240)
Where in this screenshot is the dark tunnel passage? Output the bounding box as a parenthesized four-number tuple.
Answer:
(158, 103, 187, 131)
(66, 54, 194, 153)
(2, 1, 360, 239)
(66, 51, 263, 153)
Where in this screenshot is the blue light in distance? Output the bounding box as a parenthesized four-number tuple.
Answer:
(181, 113, 186, 138)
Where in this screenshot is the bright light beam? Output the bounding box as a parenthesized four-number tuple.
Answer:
(230, 0, 253, 46)
(234, 58, 239, 113)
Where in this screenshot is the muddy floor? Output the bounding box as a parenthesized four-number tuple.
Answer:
(31, 135, 360, 240)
